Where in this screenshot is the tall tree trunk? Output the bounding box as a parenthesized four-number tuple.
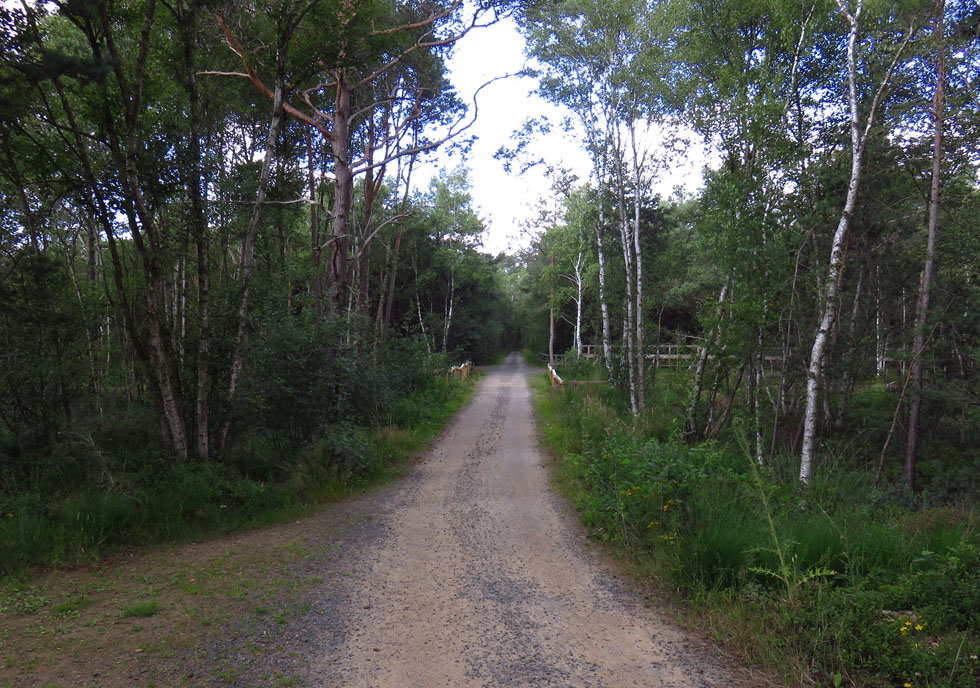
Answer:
(379, 150, 418, 344)
(906, 0, 945, 492)
(61, 227, 104, 417)
(442, 270, 455, 353)
(306, 126, 324, 319)
(356, 113, 381, 327)
(800, 1, 909, 484)
(549, 255, 556, 365)
(875, 264, 887, 376)
(630, 123, 645, 412)
(574, 251, 583, 356)
(178, 0, 211, 457)
(102, 0, 190, 459)
(614, 143, 638, 416)
(835, 263, 865, 427)
(218, 76, 285, 450)
(328, 73, 353, 315)
(687, 282, 728, 437)
(596, 193, 614, 383)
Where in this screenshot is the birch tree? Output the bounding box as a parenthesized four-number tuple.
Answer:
(800, 0, 914, 484)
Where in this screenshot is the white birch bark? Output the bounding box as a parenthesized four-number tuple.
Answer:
(596, 197, 614, 382)
(800, 1, 912, 483)
(442, 270, 455, 353)
(574, 249, 584, 357)
(630, 122, 645, 412)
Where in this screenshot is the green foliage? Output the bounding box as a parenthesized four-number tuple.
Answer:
(0, 342, 475, 578)
(554, 356, 604, 381)
(533, 377, 980, 686)
(121, 599, 159, 618)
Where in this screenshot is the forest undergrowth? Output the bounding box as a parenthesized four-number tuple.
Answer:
(0, 337, 476, 580)
(532, 364, 980, 688)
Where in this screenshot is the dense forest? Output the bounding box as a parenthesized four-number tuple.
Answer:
(2, 0, 980, 684)
(0, 0, 521, 571)
(509, 1, 980, 685)
(516, 0, 980, 493)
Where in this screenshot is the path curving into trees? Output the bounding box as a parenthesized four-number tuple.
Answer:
(279, 353, 755, 686)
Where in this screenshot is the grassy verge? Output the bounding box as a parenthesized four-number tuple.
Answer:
(0, 498, 362, 687)
(0, 375, 478, 581)
(530, 372, 980, 688)
(0, 374, 480, 686)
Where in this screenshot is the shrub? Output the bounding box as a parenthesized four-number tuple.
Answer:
(532, 374, 980, 687)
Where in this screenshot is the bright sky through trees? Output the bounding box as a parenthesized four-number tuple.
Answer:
(441, 15, 710, 255)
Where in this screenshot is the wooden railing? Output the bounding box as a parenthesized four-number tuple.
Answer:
(547, 363, 565, 388)
(544, 344, 788, 370)
(544, 343, 905, 375)
(448, 360, 473, 382)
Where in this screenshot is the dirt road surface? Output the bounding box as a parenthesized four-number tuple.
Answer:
(273, 353, 757, 687)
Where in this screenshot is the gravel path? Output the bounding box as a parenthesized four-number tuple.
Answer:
(250, 353, 759, 687)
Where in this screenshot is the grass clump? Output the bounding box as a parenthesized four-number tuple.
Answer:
(121, 599, 159, 618)
(531, 374, 980, 687)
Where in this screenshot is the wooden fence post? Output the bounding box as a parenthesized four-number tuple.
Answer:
(548, 363, 565, 388)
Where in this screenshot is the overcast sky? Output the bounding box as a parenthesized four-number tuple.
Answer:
(430, 15, 711, 256)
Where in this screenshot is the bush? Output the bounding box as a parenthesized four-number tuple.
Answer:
(0, 331, 474, 578)
(532, 375, 980, 687)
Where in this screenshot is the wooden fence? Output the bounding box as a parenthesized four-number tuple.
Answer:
(542, 344, 786, 370)
(446, 361, 473, 382)
(540, 344, 707, 368)
(547, 363, 564, 388)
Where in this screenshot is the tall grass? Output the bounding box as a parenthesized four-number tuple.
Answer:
(0, 374, 477, 579)
(531, 376, 980, 687)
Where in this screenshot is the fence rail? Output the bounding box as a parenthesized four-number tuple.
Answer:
(542, 344, 904, 372)
(547, 363, 564, 388)
(435, 360, 473, 382)
(540, 344, 711, 369)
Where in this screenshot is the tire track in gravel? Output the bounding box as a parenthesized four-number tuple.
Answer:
(262, 353, 761, 687)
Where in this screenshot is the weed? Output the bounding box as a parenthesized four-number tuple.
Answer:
(50, 596, 91, 618)
(121, 600, 159, 618)
(531, 372, 980, 687)
(0, 587, 48, 614)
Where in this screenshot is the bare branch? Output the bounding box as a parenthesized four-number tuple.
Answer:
(369, 0, 462, 37)
(350, 72, 523, 175)
(197, 70, 251, 78)
(861, 21, 917, 146)
(213, 12, 335, 142)
(350, 212, 412, 264)
(224, 198, 324, 206)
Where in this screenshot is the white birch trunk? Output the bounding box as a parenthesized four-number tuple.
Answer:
(596, 178, 614, 383)
(443, 270, 455, 354)
(574, 250, 584, 357)
(876, 265, 886, 376)
(613, 135, 638, 416)
(630, 123, 645, 412)
(800, 0, 910, 483)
